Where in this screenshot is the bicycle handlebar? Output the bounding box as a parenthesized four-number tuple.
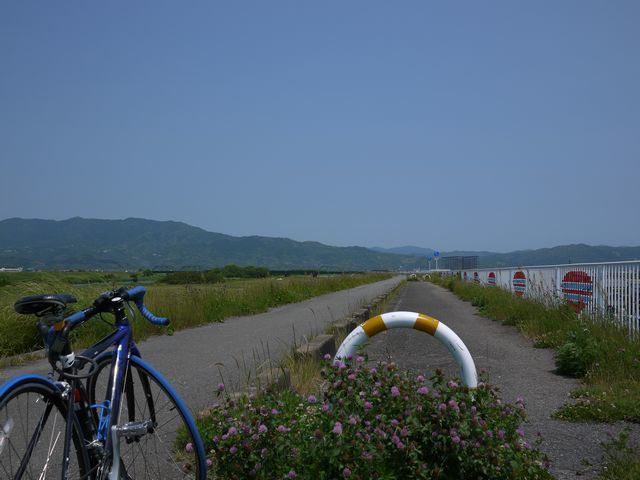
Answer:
(121, 286, 170, 326)
(65, 286, 170, 327)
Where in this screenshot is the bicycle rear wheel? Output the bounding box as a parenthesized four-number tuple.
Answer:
(88, 355, 206, 479)
(0, 377, 89, 480)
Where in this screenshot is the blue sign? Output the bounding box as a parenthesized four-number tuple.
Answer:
(434, 251, 440, 257)
(427, 256, 433, 262)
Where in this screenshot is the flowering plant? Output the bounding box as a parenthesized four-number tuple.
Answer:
(198, 357, 552, 479)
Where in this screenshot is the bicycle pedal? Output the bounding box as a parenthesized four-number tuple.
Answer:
(115, 420, 154, 439)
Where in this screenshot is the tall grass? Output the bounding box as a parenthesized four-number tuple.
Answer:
(279, 279, 407, 397)
(596, 428, 640, 480)
(433, 275, 578, 348)
(0, 275, 111, 357)
(0, 273, 391, 358)
(430, 274, 640, 422)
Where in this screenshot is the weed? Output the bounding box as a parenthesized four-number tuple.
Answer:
(429, 274, 640, 422)
(197, 359, 553, 479)
(555, 328, 600, 378)
(595, 428, 640, 480)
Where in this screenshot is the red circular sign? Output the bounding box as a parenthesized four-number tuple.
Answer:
(512, 271, 526, 297)
(561, 271, 593, 313)
(488, 272, 496, 285)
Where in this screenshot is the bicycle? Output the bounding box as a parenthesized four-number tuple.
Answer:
(0, 286, 207, 479)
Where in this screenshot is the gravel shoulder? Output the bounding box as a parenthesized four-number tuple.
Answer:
(365, 281, 639, 480)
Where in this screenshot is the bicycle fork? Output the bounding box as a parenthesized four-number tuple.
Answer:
(103, 330, 155, 479)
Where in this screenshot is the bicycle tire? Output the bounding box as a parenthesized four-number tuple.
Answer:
(87, 354, 207, 480)
(0, 376, 90, 480)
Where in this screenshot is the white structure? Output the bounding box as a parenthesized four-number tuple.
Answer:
(0, 267, 23, 273)
(335, 311, 478, 388)
(459, 260, 640, 336)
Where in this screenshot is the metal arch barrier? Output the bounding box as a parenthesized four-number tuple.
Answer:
(334, 311, 478, 388)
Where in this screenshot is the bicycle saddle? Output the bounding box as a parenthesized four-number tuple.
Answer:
(14, 293, 77, 315)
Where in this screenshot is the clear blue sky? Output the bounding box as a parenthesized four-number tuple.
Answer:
(1, 1, 638, 252)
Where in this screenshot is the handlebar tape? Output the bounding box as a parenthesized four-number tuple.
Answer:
(124, 286, 170, 326)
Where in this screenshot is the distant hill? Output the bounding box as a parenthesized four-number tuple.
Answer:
(0, 218, 427, 271)
(476, 244, 640, 268)
(2, 218, 637, 271)
(370, 246, 435, 256)
(371, 244, 640, 268)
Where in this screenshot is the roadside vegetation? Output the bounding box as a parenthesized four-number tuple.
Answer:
(161, 265, 270, 284)
(425, 274, 640, 479)
(596, 428, 640, 480)
(427, 274, 640, 423)
(279, 280, 406, 397)
(197, 359, 552, 480)
(194, 281, 553, 479)
(0, 270, 391, 358)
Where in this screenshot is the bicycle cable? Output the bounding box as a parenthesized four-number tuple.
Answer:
(97, 311, 114, 328)
(125, 301, 136, 321)
(55, 355, 99, 381)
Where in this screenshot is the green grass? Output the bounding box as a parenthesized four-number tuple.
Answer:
(429, 274, 640, 423)
(596, 428, 640, 480)
(280, 279, 406, 396)
(0, 272, 391, 358)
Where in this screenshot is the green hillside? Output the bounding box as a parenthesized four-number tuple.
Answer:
(476, 244, 640, 268)
(0, 218, 426, 271)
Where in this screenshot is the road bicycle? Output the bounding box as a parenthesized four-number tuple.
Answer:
(0, 286, 207, 479)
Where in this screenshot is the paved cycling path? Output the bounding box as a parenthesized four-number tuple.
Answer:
(364, 281, 639, 480)
(0, 276, 403, 412)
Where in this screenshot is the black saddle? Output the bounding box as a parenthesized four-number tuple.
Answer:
(14, 293, 77, 316)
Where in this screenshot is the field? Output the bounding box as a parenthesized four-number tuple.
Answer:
(0, 271, 391, 358)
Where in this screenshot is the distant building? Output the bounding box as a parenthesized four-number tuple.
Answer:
(439, 256, 478, 272)
(0, 267, 23, 272)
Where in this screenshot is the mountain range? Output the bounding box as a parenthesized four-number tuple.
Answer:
(0, 218, 426, 271)
(373, 244, 640, 268)
(0, 218, 638, 271)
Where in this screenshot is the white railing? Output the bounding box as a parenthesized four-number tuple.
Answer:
(459, 261, 640, 336)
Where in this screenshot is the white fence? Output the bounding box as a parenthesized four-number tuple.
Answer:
(459, 261, 640, 336)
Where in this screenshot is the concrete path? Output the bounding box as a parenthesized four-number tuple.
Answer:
(0, 276, 403, 413)
(365, 281, 639, 480)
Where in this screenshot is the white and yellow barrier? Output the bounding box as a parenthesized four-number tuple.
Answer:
(334, 311, 477, 388)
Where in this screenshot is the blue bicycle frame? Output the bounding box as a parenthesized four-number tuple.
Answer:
(5, 285, 207, 479)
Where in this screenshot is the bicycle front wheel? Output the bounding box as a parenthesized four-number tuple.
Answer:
(88, 354, 207, 479)
(0, 376, 89, 480)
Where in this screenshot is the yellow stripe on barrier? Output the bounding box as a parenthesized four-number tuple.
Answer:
(361, 315, 387, 337)
(335, 311, 477, 387)
(414, 314, 439, 336)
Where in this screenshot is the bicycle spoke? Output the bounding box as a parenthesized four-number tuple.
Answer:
(89, 355, 203, 480)
(151, 431, 191, 475)
(0, 383, 86, 480)
(0, 445, 12, 479)
(16, 399, 54, 480)
(39, 428, 61, 480)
